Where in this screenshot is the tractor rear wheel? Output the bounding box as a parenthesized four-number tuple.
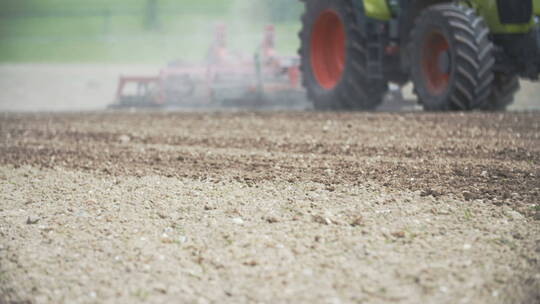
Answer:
(299, 0, 387, 110)
(484, 73, 520, 111)
(409, 4, 495, 111)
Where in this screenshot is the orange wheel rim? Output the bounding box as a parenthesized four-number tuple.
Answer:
(310, 10, 345, 90)
(422, 31, 450, 94)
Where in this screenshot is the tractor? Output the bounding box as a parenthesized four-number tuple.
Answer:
(299, 0, 540, 111)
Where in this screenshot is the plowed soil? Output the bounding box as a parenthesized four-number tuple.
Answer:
(1, 111, 539, 304)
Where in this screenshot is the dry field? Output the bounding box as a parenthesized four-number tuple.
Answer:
(0, 111, 539, 304)
(1, 64, 540, 112)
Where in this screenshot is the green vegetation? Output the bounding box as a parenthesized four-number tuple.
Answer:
(0, 0, 303, 63)
(463, 208, 474, 221)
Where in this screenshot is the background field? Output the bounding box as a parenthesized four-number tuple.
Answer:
(0, 0, 303, 63)
(0, 0, 539, 111)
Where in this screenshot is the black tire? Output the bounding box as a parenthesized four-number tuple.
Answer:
(484, 73, 520, 111)
(409, 4, 495, 111)
(299, 0, 387, 110)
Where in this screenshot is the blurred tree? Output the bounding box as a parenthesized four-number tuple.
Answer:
(144, 0, 159, 30)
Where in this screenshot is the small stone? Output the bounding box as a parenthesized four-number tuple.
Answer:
(118, 135, 131, 144)
(421, 188, 442, 197)
(463, 243, 472, 250)
(39, 225, 53, 232)
(508, 211, 524, 220)
(232, 217, 244, 225)
(161, 233, 173, 244)
(265, 216, 279, 223)
(26, 216, 40, 225)
(303, 268, 314, 276)
(313, 215, 332, 225)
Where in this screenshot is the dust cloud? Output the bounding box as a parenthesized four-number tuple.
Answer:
(0, 0, 308, 112)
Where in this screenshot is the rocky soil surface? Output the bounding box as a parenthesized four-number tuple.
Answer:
(1, 111, 539, 304)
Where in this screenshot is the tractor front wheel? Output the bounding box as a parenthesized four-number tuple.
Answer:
(409, 4, 495, 111)
(299, 0, 387, 110)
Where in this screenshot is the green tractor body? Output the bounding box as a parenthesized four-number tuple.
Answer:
(363, 0, 540, 33)
(299, 0, 540, 111)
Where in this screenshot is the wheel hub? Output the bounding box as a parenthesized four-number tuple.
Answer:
(437, 50, 450, 74)
(310, 10, 345, 90)
(421, 31, 450, 94)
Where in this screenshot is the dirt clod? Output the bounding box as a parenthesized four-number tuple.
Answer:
(350, 216, 364, 227)
(391, 231, 406, 238)
(462, 191, 477, 201)
(265, 216, 279, 223)
(118, 135, 131, 144)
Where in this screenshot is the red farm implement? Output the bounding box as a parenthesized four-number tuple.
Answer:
(110, 25, 305, 109)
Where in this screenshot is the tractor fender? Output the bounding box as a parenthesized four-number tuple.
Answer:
(360, 0, 391, 21)
(463, 0, 535, 34)
(351, 0, 391, 34)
